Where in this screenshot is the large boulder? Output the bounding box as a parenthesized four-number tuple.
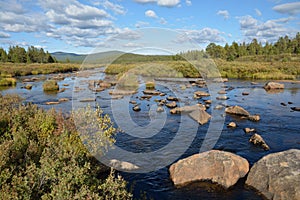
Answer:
(188, 109, 211, 125)
(264, 82, 284, 90)
(246, 149, 300, 200)
(169, 150, 249, 189)
(225, 105, 250, 116)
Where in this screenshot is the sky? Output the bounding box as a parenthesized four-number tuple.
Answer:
(0, 0, 299, 54)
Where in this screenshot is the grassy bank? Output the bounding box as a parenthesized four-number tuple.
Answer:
(0, 94, 133, 199)
(105, 58, 300, 80)
(216, 59, 300, 80)
(0, 63, 80, 77)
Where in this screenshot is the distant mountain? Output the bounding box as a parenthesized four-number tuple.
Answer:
(51, 51, 125, 63)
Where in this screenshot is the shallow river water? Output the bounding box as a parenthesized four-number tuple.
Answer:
(1, 70, 300, 200)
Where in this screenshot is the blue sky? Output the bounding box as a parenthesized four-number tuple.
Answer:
(0, 0, 299, 54)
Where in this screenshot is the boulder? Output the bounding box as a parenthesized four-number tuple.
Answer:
(166, 101, 177, 108)
(133, 105, 141, 112)
(194, 91, 210, 97)
(291, 107, 300, 112)
(264, 82, 284, 90)
(249, 133, 270, 150)
(167, 96, 179, 101)
(214, 105, 224, 110)
(216, 96, 229, 100)
(242, 92, 250, 96)
(227, 122, 237, 128)
(59, 98, 69, 102)
(156, 106, 164, 112)
(169, 150, 249, 189)
(170, 104, 205, 114)
(248, 114, 260, 121)
(188, 109, 211, 125)
(25, 84, 32, 90)
(225, 105, 250, 117)
(246, 149, 300, 200)
(218, 90, 227, 94)
(143, 90, 161, 95)
(79, 98, 95, 102)
(243, 128, 255, 133)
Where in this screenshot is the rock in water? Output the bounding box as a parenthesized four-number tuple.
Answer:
(133, 105, 141, 112)
(249, 133, 270, 150)
(248, 114, 260, 121)
(227, 122, 237, 128)
(264, 82, 284, 90)
(188, 109, 211, 125)
(246, 149, 300, 200)
(225, 105, 250, 116)
(156, 106, 164, 112)
(166, 101, 177, 108)
(169, 150, 249, 189)
(291, 107, 300, 112)
(243, 127, 255, 133)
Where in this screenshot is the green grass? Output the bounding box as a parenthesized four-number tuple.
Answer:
(43, 80, 59, 91)
(0, 63, 79, 77)
(0, 78, 17, 86)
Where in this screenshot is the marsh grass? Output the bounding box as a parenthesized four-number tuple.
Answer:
(0, 63, 79, 77)
(0, 77, 17, 86)
(43, 80, 59, 91)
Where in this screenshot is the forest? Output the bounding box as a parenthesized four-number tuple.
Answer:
(0, 46, 56, 63)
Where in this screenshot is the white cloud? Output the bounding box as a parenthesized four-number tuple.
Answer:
(0, 0, 25, 14)
(135, 21, 150, 28)
(186, 0, 192, 6)
(239, 15, 258, 29)
(65, 4, 109, 20)
(157, 0, 180, 7)
(273, 2, 300, 15)
(102, 0, 126, 15)
(255, 8, 262, 16)
(0, 31, 10, 38)
(134, 0, 180, 7)
(217, 10, 229, 20)
(145, 10, 158, 18)
(239, 15, 297, 43)
(176, 28, 226, 44)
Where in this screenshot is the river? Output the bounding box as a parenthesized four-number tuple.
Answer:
(1, 69, 300, 200)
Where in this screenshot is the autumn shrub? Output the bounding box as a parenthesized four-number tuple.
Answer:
(0, 94, 133, 199)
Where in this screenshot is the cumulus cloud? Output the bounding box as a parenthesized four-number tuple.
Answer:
(217, 10, 229, 20)
(176, 28, 226, 44)
(273, 2, 300, 15)
(134, 0, 180, 7)
(186, 0, 192, 6)
(239, 15, 297, 43)
(0, 31, 10, 38)
(239, 15, 258, 29)
(102, 0, 127, 15)
(255, 8, 262, 16)
(145, 10, 158, 18)
(135, 21, 150, 28)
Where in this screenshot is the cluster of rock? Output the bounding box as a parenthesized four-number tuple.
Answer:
(169, 149, 300, 200)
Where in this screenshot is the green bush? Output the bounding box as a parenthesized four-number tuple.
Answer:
(0, 95, 133, 199)
(43, 80, 59, 91)
(0, 77, 16, 86)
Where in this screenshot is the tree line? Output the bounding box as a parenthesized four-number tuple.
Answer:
(178, 33, 300, 61)
(0, 46, 56, 63)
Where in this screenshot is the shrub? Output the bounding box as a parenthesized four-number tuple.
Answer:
(0, 77, 17, 86)
(43, 80, 59, 91)
(0, 95, 133, 199)
(145, 81, 155, 90)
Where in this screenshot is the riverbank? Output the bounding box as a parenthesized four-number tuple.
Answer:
(104, 59, 300, 80)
